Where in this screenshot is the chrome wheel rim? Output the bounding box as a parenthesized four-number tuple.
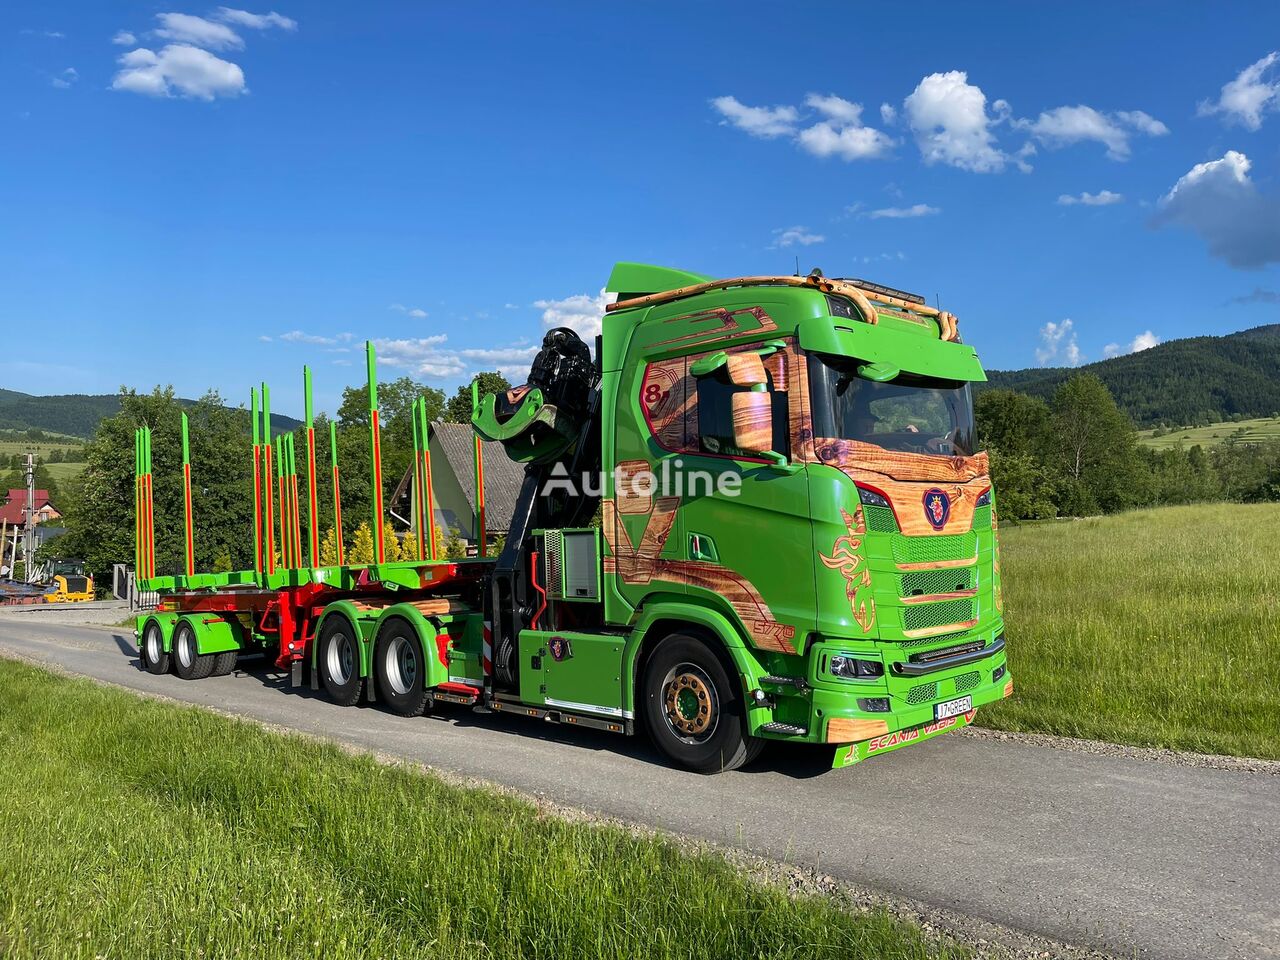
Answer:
(176, 629, 194, 669)
(145, 626, 162, 664)
(661, 662, 719, 743)
(325, 632, 355, 685)
(384, 636, 417, 695)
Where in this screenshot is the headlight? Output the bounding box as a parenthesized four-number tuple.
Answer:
(829, 654, 884, 680)
(857, 485, 890, 508)
(975, 488, 992, 507)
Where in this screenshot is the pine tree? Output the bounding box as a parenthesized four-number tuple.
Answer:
(348, 521, 375, 565)
(319, 526, 339, 566)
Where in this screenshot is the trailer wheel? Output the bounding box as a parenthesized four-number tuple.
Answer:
(210, 650, 238, 677)
(172, 621, 215, 680)
(139, 620, 170, 675)
(373, 620, 428, 717)
(641, 633, 762, 774)
(317, 617, 364, 706)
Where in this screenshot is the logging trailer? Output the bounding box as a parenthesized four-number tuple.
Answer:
(134, 263, 1012, 772)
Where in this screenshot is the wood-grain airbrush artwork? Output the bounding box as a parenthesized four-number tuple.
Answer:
(819, 505, 876, 633)
(603, 459, 797, 654)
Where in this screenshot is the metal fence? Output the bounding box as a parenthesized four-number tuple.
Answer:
(113, 564, 158, 612)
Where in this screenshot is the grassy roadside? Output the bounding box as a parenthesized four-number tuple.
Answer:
(0, 658, 964, 960)
(980, 503, 1280, 759)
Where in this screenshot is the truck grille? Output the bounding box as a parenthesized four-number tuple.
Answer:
(891, 532, 977, 565)
(953, 671, 981, 693)
(901, 568, 976, 596)
(62, 576, 89, 594)
(906, 682, 938, 705)
(863, 505, 898, 533)
(902, 599, 976, 633)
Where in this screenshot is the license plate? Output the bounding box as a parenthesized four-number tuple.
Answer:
(934, 695, 972, 720)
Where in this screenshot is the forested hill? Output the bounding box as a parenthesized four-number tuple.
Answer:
(0, 389, 302, 439)
(983, 324, 1280, 426)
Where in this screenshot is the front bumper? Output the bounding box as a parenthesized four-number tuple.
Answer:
(752, 632, 1012, 761)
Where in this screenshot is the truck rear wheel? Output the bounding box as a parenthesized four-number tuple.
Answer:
(317, 617, 364, 706)
(641, 633, 762, 774)
(210, 650, 238, 677)
(373, 620, 428, 717)
(139, 621, 169, 675)
(172, 621, 214, 681)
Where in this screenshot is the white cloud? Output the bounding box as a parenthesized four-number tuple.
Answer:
(858, 251, 907, 264)
(1018, 104, 1167, 160)
(1153, 150, 1280, 269)
(710, 95, 798, 138)
(903, 71, 1010, 173)
(278, 330, 343, 345)
(535, 288, 614, 340)
(459, 346, 539, 379)
(866, 203, 939, 219)
(1103, 330, 1161, 358)
(796, 93, 895, 161)
(153, 12, 243, 50)
(879, 102, 896, 125)
(373, 335, 467, 379)
(214, 8, 297, 31)
(1197, 52, 1280, 130)
(112, 31, 136, 45)
(390, 303, 428, 319)
(770, 225, 825, 248)
(51, 67, 77, 89)
(111, 44, 246, 99)
(258, 334, 272, 342)
(1036, 319, 1083, 367)
(1057, 190, 1123, 206)
(713, 92, 893, 161)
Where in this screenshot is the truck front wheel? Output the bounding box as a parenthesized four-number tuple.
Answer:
(172, 621, 214, 681)
(641, 633, 762, 774)
(317, 618, 364, 706)
(139, 621, 169, 675)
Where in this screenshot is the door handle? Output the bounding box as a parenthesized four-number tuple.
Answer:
(689, 533, 719, 562)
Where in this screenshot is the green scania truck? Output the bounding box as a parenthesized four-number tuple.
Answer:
(133, 263, 1011, 772)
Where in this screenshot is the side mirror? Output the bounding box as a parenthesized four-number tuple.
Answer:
(731, 391, 772, 453)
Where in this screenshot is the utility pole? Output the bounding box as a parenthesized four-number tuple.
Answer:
(22, 452, 36, 583)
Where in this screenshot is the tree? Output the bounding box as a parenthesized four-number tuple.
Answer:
(975, 389, 1051, 458)
(987, 449, 1059, 520)
(1045, 375, 1142, 516)
(444, 371, 511, 424)
(318, 526, 340, 566)
(347, 521, 375, 565)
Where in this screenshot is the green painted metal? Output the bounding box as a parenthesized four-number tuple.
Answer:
(605, 262, 713, 301)
(366, 341, 386, 564)
(261, 382, 275, 576)
(251, 387, 262, 575)
(329, 418, 344, 565)
(304, 365, 319, 568)
(191, 616, 243, 655)
(796, 315, 986, 382)
(831, 708, 980, 768)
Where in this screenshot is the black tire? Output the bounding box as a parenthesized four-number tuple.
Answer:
(210, 650, 238, 677)
(172, 621, 215, 681)
(317, 616, 364, 706)
(641, 633, 763, 774)
(139, 620, 170, 675)
(372, 619, 429, 717)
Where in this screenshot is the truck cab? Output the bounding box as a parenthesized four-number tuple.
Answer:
(580, 264, 1009, 768)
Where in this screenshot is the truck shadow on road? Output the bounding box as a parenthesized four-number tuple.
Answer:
(140, 649, 837, 779)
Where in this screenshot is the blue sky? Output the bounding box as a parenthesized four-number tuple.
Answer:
(4, 2, 1280, 418)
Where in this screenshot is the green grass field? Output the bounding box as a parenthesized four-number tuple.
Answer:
(1137, 416, 1280, 449)
(980, 503, 1280, 759)
(0, 658, 962, 960)
(0, 438, 86, 484)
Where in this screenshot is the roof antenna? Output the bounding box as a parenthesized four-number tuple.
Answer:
(794, 255, 800, 276)
(935, 293, 942, 311)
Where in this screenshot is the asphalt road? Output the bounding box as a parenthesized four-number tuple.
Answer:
(1, 617, 1276, 960)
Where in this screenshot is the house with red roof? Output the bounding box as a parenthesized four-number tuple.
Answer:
(0, 489, 60, 527)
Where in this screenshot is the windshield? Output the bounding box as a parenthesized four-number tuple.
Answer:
(808, 353, 978, 456)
